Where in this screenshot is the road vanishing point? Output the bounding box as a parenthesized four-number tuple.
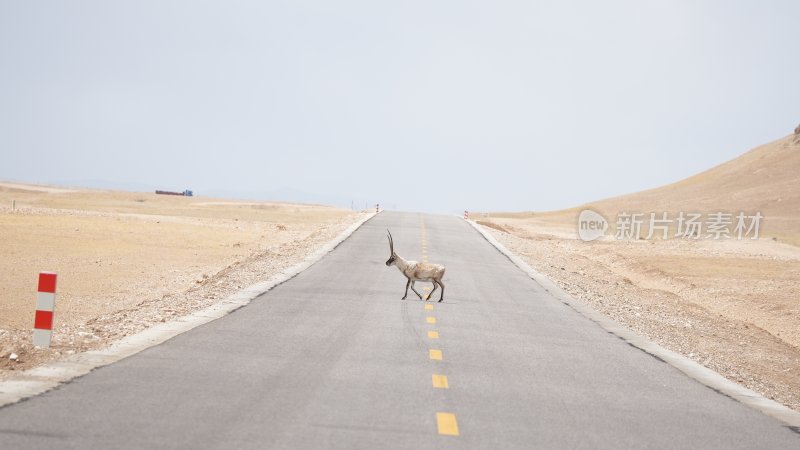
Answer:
(1, 212, 798, 449)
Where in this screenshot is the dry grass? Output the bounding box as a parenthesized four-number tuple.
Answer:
(0, 183, 362, 374)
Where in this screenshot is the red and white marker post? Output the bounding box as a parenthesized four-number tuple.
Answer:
(33, 272, 57, 348)
(464, 210, 469, 220)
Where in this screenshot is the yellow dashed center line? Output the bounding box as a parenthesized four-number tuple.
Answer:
(421, 217, 459, 437)
(436, 412, 459, 436)
(432, 374, 449, 389)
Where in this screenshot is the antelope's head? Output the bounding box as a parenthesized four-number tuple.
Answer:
(385, 230, 397, 266)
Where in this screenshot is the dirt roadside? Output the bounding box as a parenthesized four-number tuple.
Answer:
(475, 217, 800, 413)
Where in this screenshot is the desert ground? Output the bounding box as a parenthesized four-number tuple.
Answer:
(474, 133, 800, 412)
(0, 183, 365, 377)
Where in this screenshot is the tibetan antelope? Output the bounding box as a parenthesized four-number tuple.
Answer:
(385, 229, 446, 302)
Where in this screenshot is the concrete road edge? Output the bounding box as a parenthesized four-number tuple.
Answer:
(0, 212, 377, 409)
(465, 218, 800, 428)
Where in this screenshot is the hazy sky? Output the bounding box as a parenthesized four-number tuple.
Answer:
(1, 1, 798, 213)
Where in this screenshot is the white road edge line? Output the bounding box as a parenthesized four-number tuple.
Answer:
(465, 218, 800, 428)
(0, 212, 378, 408)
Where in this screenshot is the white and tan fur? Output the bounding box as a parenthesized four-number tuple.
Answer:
(385, 230, 446, 302)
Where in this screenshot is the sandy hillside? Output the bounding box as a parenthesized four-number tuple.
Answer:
(498, 133, 800, 245)
(475, 129, 800, 412)
(595, 133, 799, 243)
(0, 183, 365, 376)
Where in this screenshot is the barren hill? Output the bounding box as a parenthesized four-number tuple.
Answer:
(475, 128, 800, 412)
(590, 134, 799, 241)
(502, 132, 800, 245)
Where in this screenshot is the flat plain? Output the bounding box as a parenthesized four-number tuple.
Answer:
(0, 182, 362, 376)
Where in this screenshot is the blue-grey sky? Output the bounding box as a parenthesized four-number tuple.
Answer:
(1, 1, 798, 212)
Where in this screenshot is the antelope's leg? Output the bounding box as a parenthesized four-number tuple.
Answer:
(402, 278, 411, 300)
(409, 280, 423, 299)
(437, 280, 445, 302)
(426, 282, 437, 301)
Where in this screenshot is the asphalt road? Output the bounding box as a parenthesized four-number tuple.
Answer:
(0, 212, 798, 449)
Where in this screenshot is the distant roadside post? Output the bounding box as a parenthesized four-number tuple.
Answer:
(33, 272, 57, 348)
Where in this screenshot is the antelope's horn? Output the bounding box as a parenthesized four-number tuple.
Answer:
(387, 229, 394, 254)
